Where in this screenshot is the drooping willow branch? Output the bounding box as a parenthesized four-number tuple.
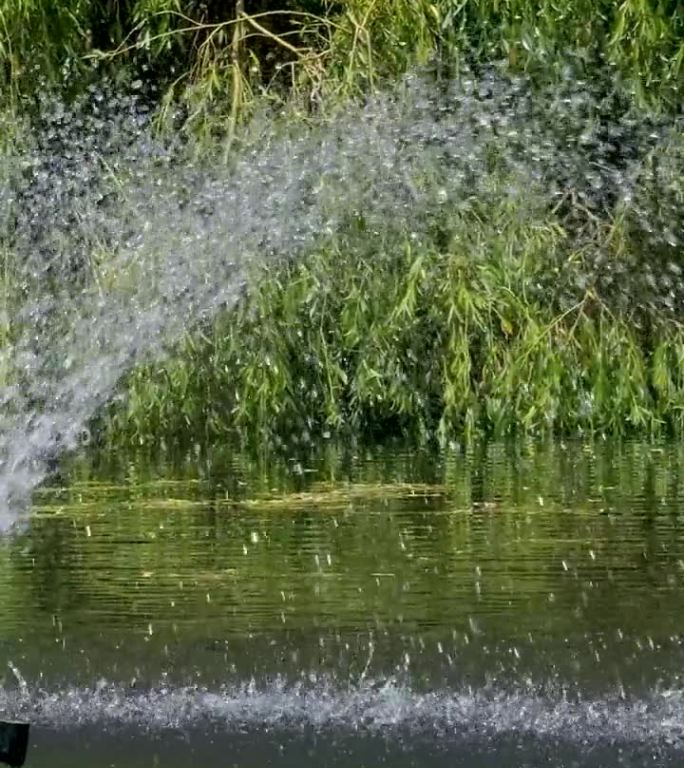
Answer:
(86, 6, 337, 127)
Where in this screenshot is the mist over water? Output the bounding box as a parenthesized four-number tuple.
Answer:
(0, 68, 681, 529)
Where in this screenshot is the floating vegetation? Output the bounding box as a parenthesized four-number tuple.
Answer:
(31, 481, 452, 517)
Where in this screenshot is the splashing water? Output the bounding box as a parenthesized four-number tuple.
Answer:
(1, 677, 683, 748)
(0, 71, 681, 529)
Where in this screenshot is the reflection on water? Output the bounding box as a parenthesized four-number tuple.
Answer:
(1, 441, 683, 766)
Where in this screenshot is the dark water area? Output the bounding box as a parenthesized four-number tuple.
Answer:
(1, 441, 683, 766)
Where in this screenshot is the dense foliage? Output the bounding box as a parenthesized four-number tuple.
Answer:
(103, 179, 684, 450)
(1, 1, 683, 449)
(1, 1, 682, 116)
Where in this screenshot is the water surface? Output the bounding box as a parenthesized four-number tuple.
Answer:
(1, 441, 683, 766)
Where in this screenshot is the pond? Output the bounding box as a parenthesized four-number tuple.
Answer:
(1, 441, 683, 767)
